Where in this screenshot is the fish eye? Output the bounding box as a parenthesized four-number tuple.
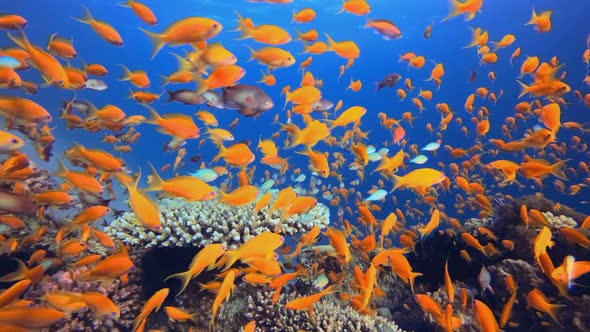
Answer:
(154, 225, 160, 231)
(130, 266, 136, 271)
(213, 23, 219, 28)
(210, 191, 215, 196)
(57, 80, 64, 86)
(111, 312, 117, 317)
(10, 138, 18, 144)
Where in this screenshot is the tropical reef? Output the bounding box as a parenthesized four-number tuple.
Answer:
(1, 0, 590, 331)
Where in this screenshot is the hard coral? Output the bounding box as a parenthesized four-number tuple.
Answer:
(106, 198, 330, 249)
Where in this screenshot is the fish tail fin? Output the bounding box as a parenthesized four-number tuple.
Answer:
(221, 250, 240, 271)
(165, 90, 175, 103)
(117, 64, 132, 81)
(441, 0, 461, 22)
(212, 142, 227, 163)
(294, 27, 303, 40)
(336, 0, 346, 14)
(216, 189, 227, 204)
(54, 158, 69, 178)
(145, 162, 166, 192)
(47, 32, 58, 50)
(234, 11, 252, 39)
(0, 258, 29, 282)
(141, 104, 161, 124)
(72, 5, 94, 25)
(138, 27, 164, 59)
(7, 28, 32, 54)
(163, 270, 192, 296)
(363, 18, 372, 28)
(321, 284, 338, 296)
(547, 304, 566, 325)
(283, 91, 292, 110)
(516, 80, 530, 99)
(300, 43, 310, 55)
(84, 103, 99, 121)
(170, 52, 193, 73)
(551, 159, 569, 180)
(408, 272, 423, 293)
(417, 228, 427, 239)
(132, 317, 147, 332)
(526, 8, 538, 26)
(389, 174, 403, 193)
(246, 45, 257, 62)
(192, 72, 207, 96)
(160, 74, 170, 87)
(117, 0, 134, 8)
(324, 33, 336, 50)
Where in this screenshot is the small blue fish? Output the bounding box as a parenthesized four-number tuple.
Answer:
(259, 179, 275, 193)
(0, 56, 22, 69)
(422, 142, 440, 152)
(365, 189, 387, 201)
(410, 155, 428, 164)
(294, 174, 306, 182)
(189, 168, 218, 182)
(368, 152, 382, 162)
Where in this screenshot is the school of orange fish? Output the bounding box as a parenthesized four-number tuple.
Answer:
(0, 0, 589, 331)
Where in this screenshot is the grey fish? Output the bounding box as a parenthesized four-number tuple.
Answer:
(64, 99, 94, 116)
(166, 89, 206, 105)
(222, 85, 273, 117)
(478, 266, 495, 296)
(85, 79, 107, 91)
(0, 191, 37, 214)
(377, 73, 401, 90)
(202, 90, 224, 108)
(311, 99, 334, 112)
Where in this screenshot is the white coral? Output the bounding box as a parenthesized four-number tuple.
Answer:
(541, 211, 578, 229)
(105, 198, 330, 248)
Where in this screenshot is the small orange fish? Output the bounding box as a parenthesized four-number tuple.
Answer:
(74, 6, 123, 46)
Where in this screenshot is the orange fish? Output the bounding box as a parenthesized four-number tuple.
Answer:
(74, 6, 123, 46)
(209, 270, 236, 330)
(133, 288, 170, 331)
(121, 0, 157, 25)
(7, 30, 69, 88)
(285, 285, 337, 318)
(443, 0, 483, 21)
(164, 243, 226, 295)
(118, 64, 150, 88)
(140, 17, 222, 58)
(526, 8, 552, 33)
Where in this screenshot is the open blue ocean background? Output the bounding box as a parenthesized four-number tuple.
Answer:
(4, 0, 590, 224)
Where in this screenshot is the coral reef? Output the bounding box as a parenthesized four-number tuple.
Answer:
(231, 288, 403, 332)
(23, 268, 143, 332)
(106, 198, 330, 249)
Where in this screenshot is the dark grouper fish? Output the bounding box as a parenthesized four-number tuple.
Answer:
(222, 84, 274, 117)
(376, 73, 401, 90)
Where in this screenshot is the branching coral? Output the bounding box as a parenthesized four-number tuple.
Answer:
(106, 198, 330, 249)
(238, 289, 403, 332)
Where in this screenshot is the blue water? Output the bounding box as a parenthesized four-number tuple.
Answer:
(4, 0, 590, 224)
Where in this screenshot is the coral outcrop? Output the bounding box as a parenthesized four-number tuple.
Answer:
(106, 198, 330, 249)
